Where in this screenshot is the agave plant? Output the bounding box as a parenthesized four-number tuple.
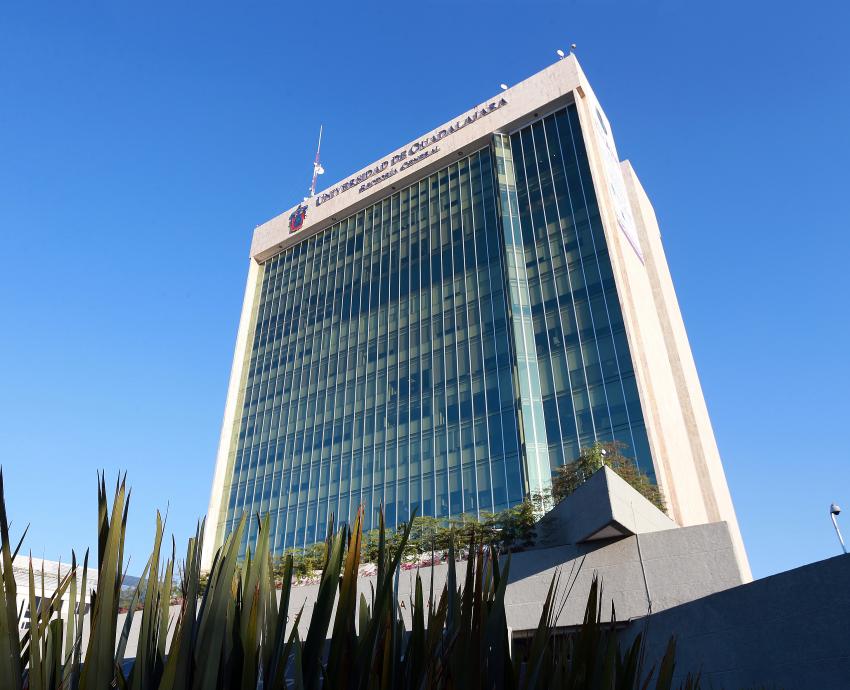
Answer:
(0, 471, 699, 689)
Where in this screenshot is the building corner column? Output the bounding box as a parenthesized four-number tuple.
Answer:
(491, 133, 551, 502)
(202, 257, 264, 571)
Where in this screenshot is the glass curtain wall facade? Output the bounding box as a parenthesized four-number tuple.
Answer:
(507, 106, 652, 475)
(223, 103, 652, 554)
(226, 147, 525, 553)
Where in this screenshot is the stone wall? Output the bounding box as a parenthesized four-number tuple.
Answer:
(625, 553, 850, 689)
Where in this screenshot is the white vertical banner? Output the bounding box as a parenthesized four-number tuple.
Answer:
(587, 98, 644, 262)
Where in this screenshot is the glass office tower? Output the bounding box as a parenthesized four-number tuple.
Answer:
(220, 104, 650, 553)
(205, 56, 748, 576)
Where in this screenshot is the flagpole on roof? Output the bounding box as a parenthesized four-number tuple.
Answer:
(309, 125, 324, 198)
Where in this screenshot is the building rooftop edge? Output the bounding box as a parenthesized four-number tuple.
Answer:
(250, 54, 596, 263)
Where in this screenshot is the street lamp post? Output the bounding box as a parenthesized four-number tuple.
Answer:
(830, 503, 847, 555)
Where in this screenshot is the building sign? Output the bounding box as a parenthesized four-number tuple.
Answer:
(313, 97, 508, 209)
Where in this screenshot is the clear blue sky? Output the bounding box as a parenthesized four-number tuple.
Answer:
(1, 1, 848, 580)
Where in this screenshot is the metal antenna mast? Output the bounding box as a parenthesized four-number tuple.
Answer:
(309, 125, 325, 197)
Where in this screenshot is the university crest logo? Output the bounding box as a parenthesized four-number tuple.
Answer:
(289, 204, 308, 233)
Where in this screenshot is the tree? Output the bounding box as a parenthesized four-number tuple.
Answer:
(277, 540, 328, 580)
(552, 441, 666, 513)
